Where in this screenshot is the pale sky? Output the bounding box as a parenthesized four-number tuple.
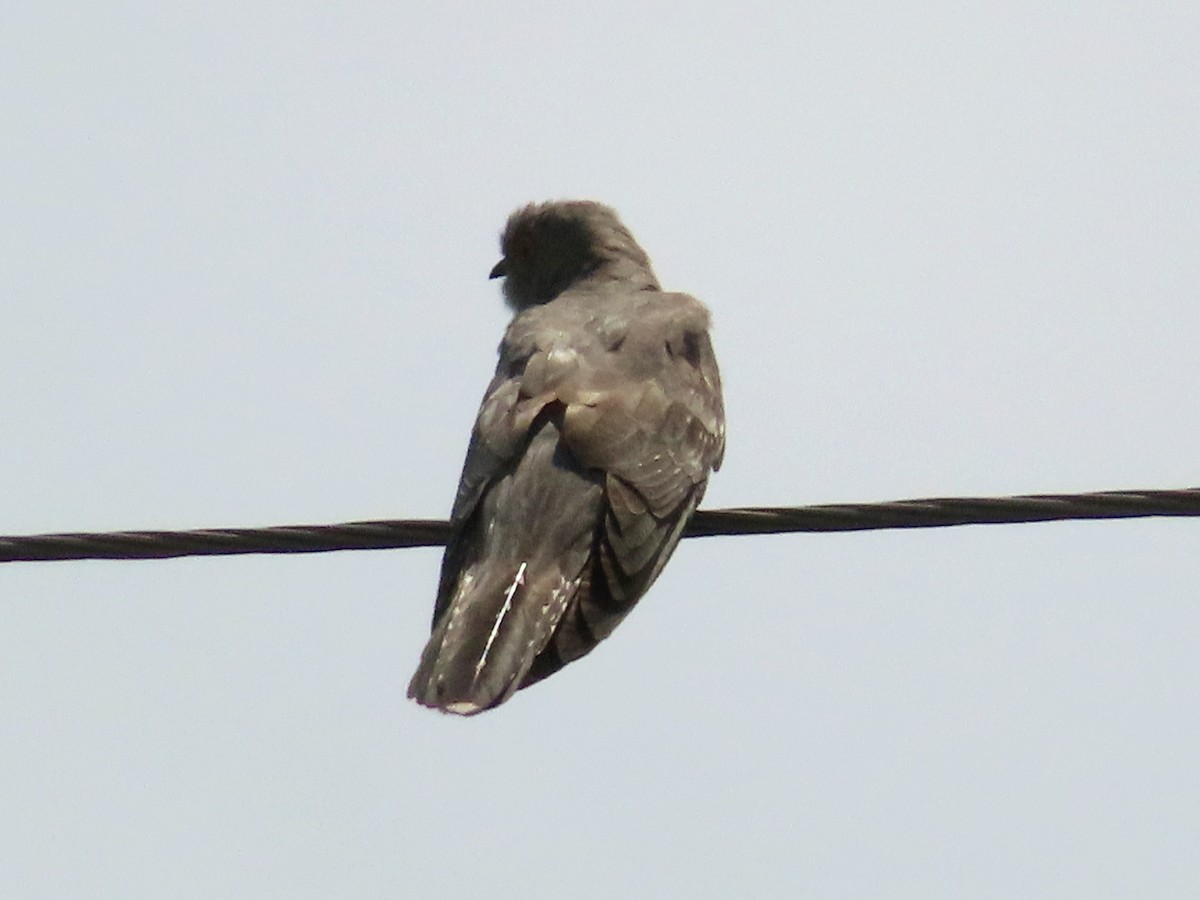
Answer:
(3, 4, 1199, 897)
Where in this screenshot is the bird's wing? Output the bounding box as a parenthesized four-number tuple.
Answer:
(428, 331, 588, 626)
(527, 292, 725, 677)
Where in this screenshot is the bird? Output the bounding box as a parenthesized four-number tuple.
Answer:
(407, 200, 725, 715)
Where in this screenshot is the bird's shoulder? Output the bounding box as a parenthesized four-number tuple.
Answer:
(453, 288, 723, 520)
(499, 290, 712, 376)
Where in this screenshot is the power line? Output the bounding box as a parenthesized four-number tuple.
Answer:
(2, 486, 1197, 564)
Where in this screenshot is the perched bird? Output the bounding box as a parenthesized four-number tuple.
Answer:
(408, 201, 725, 715)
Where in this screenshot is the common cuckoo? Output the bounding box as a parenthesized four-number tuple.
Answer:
(408, 201, 725, 714)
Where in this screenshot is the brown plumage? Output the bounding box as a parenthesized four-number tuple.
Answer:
(408, 201, 725, 714)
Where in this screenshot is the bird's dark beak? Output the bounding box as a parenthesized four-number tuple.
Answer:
(489, 259, 507, 280)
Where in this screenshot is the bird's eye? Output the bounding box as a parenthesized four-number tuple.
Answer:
(509, 232, 535, 261)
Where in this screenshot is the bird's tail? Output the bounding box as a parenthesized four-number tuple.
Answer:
(407, 559, 579, 714)
(408, 417, 602, 715)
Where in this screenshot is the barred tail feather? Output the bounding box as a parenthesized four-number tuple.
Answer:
(407, 561, 582, 714)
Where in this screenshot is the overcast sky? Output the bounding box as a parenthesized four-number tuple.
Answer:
(3, 3, 1199, 897)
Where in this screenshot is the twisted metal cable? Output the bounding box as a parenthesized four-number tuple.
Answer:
(2, 487, 1197, 564)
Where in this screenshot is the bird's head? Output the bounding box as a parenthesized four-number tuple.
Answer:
(491, 200, 659, 310)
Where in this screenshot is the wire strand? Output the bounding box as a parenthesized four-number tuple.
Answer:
(2, 486, 1197, 564)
